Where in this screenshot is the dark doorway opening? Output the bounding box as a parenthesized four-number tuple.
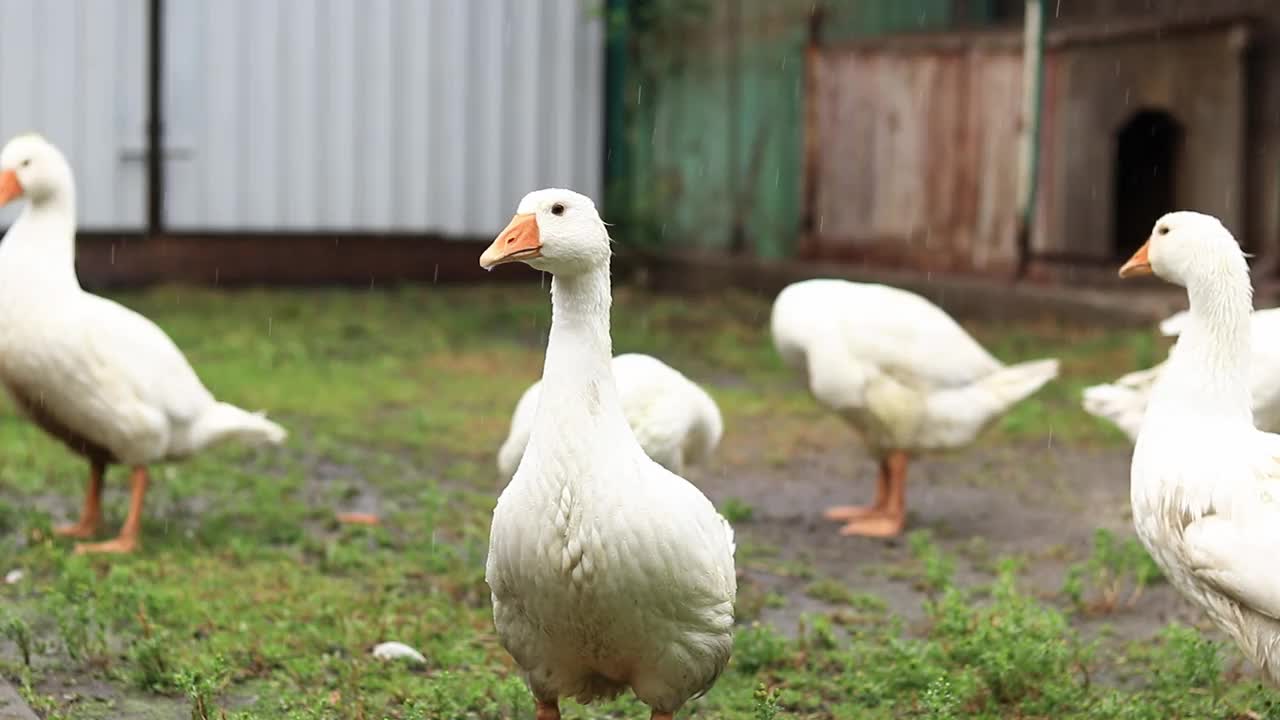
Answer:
(1114, 110, 1182, 259)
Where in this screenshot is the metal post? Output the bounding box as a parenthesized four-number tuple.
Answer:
(1015, 0, 1045, 278)
(146, 0, 164, 236)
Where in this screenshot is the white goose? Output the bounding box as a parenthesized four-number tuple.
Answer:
(0, 134, 286, 554)
(480, 189, 736, 720)
(1120, 211, 1280, 683)
(497, 352, 723, 480)
(771, 279, 1059, 537)
(1083, 307, 1280, 440)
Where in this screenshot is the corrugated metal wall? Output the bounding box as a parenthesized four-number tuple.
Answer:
(164, 0, 603, 234)
(0, 0, 148, 231)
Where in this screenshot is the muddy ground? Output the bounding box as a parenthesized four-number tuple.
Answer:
(4, 424, 1212, 646)
(0, 432, 1248, 718)
(688, 414, 1217, 657)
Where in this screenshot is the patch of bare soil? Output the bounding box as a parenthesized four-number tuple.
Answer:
(30, 673, 186, 720)
(687, 421, 1211, 651)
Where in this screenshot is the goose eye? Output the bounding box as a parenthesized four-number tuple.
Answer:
(551, 203, 565, 216)
(20, 159, 30, 168)
(1157, 225, 1169, 236)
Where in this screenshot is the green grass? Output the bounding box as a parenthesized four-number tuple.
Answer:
(0, 283, 1271, 719)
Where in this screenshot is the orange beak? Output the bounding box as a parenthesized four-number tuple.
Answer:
(480, 213, 541, 270)
(0, 170, 23, 207)
(1118, 241, 1153, 279)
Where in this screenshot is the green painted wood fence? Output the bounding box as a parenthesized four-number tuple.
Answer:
(606, 0, 993, 259)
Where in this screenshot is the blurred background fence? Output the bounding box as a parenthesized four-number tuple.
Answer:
(0, 0, 1277, 289)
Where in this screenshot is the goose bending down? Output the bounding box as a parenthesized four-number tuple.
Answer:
(497, 353, 723, 480)
(480, 189, 736, 720)
(1083, 307, 1280, 440)
(0, 134, 286, 554)
(1119, 211, 1280, 683)
(770, 279, 1059, 537)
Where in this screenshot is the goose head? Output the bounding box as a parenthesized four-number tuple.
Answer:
(479, 188, 609, 276)
(0, 133, 74, 209)
(1119, 211, 1245, 288)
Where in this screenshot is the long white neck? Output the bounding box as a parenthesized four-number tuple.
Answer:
(527, 264, 633, 460)
(1153, 257, 1253, 423)
(0, 187, 80, 292)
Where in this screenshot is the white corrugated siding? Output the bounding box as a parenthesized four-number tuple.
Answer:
(163, 0, 605, 235)
(0, 0, 148, 231)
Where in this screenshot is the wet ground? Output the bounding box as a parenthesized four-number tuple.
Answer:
(688, 414, 1218, 658)
(0, 284, 1250, 716)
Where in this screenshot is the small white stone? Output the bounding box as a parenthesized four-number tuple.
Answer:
(4, 569, 23, 585)
(371, 641, 426, 665)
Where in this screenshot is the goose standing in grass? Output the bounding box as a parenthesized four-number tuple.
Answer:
(0, 134, 286, 554)
(1083, 307, 1280, 440)
(770, 279, 1059, 537)
(497, 352, 723, 480)
(1120, 211, 1280, 683)
(480, 189, 736, 720)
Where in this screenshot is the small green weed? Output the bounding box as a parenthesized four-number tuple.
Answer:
(0, 608, 32, 667)
(720, 497, 755, 524)
(1152, 624, 1223, 697)
(174, 655, 232, 720)
(804, 578, 855, 605)
(1063, 528, 1164, 614)
(927, 567, 1090, 713)
(908, 530, 955, 594)
(734, 623, 790, 675)
(46, 559, 108, 661)
(751, 683, 780, 720)
(920, 676, 962, 720)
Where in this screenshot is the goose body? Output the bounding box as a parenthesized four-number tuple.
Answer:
(497, 352, 723, 479)
(1121, 211, 1280, 683)
(481, 189, 736, 719)
(1083, 307, 1280, 440)
(770, 279, 1059, 536)
(0, 134, 285, 553)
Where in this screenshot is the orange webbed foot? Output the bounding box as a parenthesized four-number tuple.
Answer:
(73, 536, 138, 555)
(336, 512, 381, 526)
(837, 513, 905, 538)
(823, 504, 882, 522)
(54, 521, 101, 540)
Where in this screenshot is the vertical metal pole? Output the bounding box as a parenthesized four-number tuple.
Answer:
(146, 0, 164, 236)
(1015, 0, 1044, 277)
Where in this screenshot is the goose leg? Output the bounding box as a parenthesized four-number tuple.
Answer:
(535, 701, 561, 720)
(838, 450, 908, 538)
(75, 466, 147, 555)
(651, 713, 674, 720)
(55, 459, 105, 539)
(336, 512, 381, 526)
(824, 455, 892, 522)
